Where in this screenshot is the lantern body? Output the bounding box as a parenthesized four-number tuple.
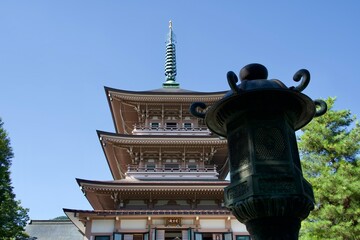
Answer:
(190, 64, 327, 239)
(222, 94, 315, 238)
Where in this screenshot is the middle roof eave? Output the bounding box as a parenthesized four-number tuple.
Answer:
(97, 130, 228, 146)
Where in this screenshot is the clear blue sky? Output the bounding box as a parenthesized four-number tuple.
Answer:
(1, 1, 359, 220)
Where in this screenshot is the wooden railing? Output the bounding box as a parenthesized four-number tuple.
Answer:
(133, 125, 209, 132)
(132, 124, 211, 136)
(127, 165, 217, 173)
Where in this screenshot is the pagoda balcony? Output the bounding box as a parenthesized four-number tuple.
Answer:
(125, 165, 219, 180)
(132, 125, 211, 136)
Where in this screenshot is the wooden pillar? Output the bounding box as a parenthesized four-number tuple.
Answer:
(85, 218, 92, 240)
(115, 216, 121, 231)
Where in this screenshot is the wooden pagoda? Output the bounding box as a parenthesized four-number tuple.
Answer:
(64, 22, 250, 240)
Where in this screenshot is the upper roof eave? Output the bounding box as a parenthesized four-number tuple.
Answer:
(105, 86, 228, 103)
(105, 86, 227, 96)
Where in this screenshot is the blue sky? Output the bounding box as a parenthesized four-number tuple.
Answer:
(1, 1, 359, 220)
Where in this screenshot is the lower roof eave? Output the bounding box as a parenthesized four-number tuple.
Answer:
(63, 208, 232, 217)
(63, 208, 86, 235)
(76, 178, 230, 187)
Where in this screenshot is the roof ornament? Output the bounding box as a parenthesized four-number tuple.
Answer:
(163, 20, 180, 88)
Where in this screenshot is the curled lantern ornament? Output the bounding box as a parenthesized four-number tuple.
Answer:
(191, 64, 326, 125)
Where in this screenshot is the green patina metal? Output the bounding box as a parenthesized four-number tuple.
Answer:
(190, 63, 327, 239)
(163, 21, 180, 88)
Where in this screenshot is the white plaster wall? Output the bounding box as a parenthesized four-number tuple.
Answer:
(199, 219, 225, 229)
(152, 219, 165, 225)
(230, 220, 247, 232)
(92, 219, 115, 233)
(182, 219, 194, 225)
(121, 219, 147, 229)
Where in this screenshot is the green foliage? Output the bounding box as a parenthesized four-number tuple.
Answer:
(298, 98, 360, 240)
(0, 118, 29, 239)
(52, 215, 69, 220)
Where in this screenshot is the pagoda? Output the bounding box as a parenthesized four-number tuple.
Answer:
(64, 22, 250, 240)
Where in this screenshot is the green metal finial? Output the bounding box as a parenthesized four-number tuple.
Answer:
(163, 20, 179, 88)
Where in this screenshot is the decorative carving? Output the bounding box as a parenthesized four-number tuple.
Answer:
(165, 217, 182, 226)
(226, 181, 249, 201)
(254, 127, 286, 161)
(111, 192, 121, 209)
(145, 199, 157, 209)
(258, 177, 297, 194)
(187, 199, 200, 209)
(230, 196, 314, 223)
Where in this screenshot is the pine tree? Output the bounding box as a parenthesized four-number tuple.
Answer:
(298, 98, 360, 240)
(0, 118, 29, 239)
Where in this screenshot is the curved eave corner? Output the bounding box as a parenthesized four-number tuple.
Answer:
(104, 86, 119, 134)
(96, 130, 122, 180)
(63, 208, 86, 235)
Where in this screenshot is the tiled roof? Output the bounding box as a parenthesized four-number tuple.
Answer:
(105, 86, 227, 102)
(64, 208, 232, 216)
(77, 178, 230, 185)
(25, 220, 83, 240)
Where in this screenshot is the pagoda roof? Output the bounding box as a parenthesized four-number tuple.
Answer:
(97, 130, 228, 180)
(64, 208, 231, 216)
(64, 208, 233, 235)
(76, 178, 229, 211)
(105, 86, 227, 103)
(97, 130, 227, 145)
(104, 86, 228, 137)
(77, 178, 230, 188)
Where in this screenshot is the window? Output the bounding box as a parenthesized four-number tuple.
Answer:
(188, 164, 197, 171)
(195, 232, 203, 240)
(115, 233, 147, 240)
(194, 233, 236, 240)
(223, 233, 232, 240)
(164, 164, 179, 171)
(201, 233, 212, 240)
(146, 164, 156, 171)
(143, 232, 149, 240)
(114, 233, 123, 240)
(235, 236, 250, 240)
(133, 234, 144, 240)
(150, 122, 160, 129)
(95, 236, 110, 240)
(166, 122, 177, 130)
(183, 122, 192, 129)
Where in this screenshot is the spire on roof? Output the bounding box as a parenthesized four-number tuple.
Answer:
(163, 20, 180, 88)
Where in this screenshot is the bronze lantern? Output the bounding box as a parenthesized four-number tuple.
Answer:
(190, 63, 327, 239)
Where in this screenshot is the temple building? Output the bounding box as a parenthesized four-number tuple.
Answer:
(64, 22, 250, 240)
